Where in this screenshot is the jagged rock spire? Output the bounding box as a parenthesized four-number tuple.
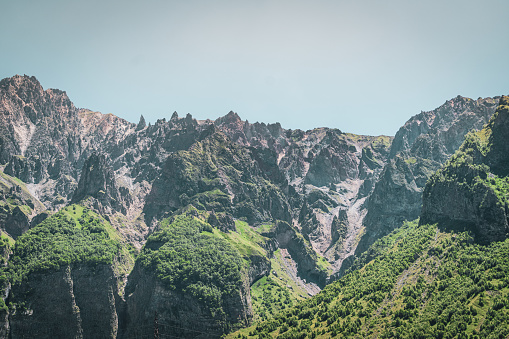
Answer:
(71, 152, 131, 214)
(136, 114, 146, 131)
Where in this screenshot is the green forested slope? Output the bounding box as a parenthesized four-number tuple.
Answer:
(229, 221, 509, 338)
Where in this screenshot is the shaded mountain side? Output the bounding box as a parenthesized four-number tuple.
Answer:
(358, 95, 499, 254)
(143, 130, 292, 225)
(72, 152, 132, 215)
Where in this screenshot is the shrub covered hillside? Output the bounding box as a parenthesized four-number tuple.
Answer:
(229, 221, 509, 338)
(8, 204, 131, 283)
(124, 209, 254, 338)
(137, 213, 245, 319)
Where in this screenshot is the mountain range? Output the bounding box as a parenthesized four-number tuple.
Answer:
(0, 74, 506, 338)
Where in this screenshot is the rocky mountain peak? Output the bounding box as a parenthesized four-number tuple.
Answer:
(0, 75, 77, 128)
(389, 96, 499, 160)
(225, 110, 242, 123)
(358, 95, 500, 254)
(214, 111, 243, 128)
(0, 74, 43, 95)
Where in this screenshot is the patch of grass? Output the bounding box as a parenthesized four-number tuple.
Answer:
(255, 223, 276, 234)
(214, 220, 269, 259)
(372, 135, 392, 148)
(0, 231, 15, 247)
(270, 249, 308, 300)
(404, 157, 417, 165)
(251, 275, 296, 322)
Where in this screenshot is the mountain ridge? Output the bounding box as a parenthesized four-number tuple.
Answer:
(0, 74, 504, 338)
(229, 97, 509, 338)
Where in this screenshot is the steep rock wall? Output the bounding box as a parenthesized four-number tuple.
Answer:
(420, 96, 509, 243)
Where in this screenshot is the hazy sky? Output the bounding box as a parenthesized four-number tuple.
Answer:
(1, 0, 508, 135)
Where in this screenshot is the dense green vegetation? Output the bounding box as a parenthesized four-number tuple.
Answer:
(251, 275, 298, 322)
(229, 221, 509, 338)
(8, 204, 125, 284)
(138, 213, 245, 318)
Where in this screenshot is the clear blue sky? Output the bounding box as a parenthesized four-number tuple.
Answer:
(1, 0, 508, 136)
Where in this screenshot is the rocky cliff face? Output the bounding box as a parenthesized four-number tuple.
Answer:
(0, 170, 46, 238)
(9, 264, 121, 338)
(0, 76, 135, 211)
(124, 265, 251, 339)
(213, 110, 394, 272)
(358, 96, 500, 253)
(420, 96, 509, 243)
(72, 152, 132, 215)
